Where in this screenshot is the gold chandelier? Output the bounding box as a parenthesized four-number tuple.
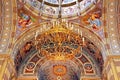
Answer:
(34, 19, 85, 60)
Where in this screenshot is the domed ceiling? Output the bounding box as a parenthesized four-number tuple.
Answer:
(19, 0, 98, 18)
(16, 0, 103, 39)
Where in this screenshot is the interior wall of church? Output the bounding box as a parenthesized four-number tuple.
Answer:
(118, 0, 120, 42)
(102, 0, 120, 80)
(0, 0, 120, 80)
(0, 0, 2, 36)
(0, 54, 16, 80)
(114, 58, 120, 79)
(104, 56, 120, 80)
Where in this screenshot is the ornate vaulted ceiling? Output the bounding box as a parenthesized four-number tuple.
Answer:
(18, 0, 100, 18)
(0, 0, 120, 80)
(14, 26, 103, 80)
(1, 0, 106, 79)
(10, 0, 106, 79)
(19, 0, 99, 18)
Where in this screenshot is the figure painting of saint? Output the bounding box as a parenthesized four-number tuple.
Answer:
(16, 12, 35, 38)
(18, 14, 31, 31)
(87, 13, 101, 31)
(17, 13, 35, 31)
(46, 7, 55, 14)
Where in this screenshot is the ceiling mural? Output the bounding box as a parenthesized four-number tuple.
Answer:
(83, 0, 103, 38)
(1, 0, 120, 80)
(16, 0, 103, 39)
(83, 10, 103, 38)
(18, 0, 98, 17)
(14, 27, 103, 79)
(42, 5, 58, 15)
(13, 0, 105, 79)
(38, 60, 80, 80)
(16, 12, 36, 37)
(62, 4, 79, 16)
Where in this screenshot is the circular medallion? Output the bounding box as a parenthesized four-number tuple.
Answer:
(26, 62, 35, 70)
(53, 65, 67, 76)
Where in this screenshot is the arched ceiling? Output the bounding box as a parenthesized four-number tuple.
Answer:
(14, 25, 104, 79)
(11, 0, 105, 79)
(1, 0, 120, 80)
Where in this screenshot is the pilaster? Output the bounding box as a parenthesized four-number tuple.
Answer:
(0, 54, 16, 80)
(103, 55, 120, 80)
